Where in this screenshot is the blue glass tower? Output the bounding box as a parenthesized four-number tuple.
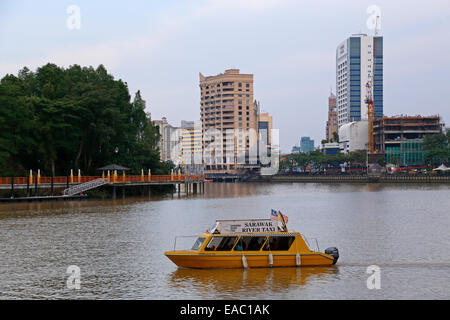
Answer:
(373, 36, 383, 120)
(300, 137, 315, 154)
(349, 37, 361, 122)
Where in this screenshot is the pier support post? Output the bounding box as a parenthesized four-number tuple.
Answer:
(148, 186, 151, 198)
(178, 184, 181, 196)
(51, 176, 54, 196)
(26, 178, 30, 197)
(122, 187, 125, 199)
(193, 183, 197, 194)
(35, 175, 38, 196)
(112, 185, 116, 200)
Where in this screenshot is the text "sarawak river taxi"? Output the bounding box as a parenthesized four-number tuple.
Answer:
(165, 211, 339, 269)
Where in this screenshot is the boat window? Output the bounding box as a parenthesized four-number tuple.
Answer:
(191, 237, 205, 250)
(236, 236, 267, 251)
(205, 236, 238, 251)
(263, 236, 295, 251)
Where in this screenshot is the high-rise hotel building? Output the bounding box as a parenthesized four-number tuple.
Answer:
(336, 34, 383, 127)
(199, 69, 259, 174)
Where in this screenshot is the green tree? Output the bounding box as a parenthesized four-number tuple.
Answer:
(423, 133, 449, 166)
(0, 63, 166, 177)
(423, 133, 446, 151)
(332, 131, 339, 143)
(0, 74, 37, 176)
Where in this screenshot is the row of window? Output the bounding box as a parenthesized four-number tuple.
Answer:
(202, 105, 251, 110)
(204, 116, 251, 122)
(202, 82, 251, 89)
(192, 235, 296, 252)
(203, 123, 252, 129)
(203, 110, 251, 116)
(202, 93, 251, 98)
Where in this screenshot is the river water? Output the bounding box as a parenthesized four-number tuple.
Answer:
(0, 182, 449, 300)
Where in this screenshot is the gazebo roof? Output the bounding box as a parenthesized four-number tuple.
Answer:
(97, 164, 130, 171)
(369, 163, 383, 170)
(433, 164, 450, 171)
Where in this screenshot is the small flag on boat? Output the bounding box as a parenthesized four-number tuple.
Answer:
(271, 209, 288, 223)
(271, 209, 278, 220)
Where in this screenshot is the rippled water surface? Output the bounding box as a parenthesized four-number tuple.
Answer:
(0, 182, 449, 299)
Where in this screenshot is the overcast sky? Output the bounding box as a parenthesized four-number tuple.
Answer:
(1, 0, 450, 153)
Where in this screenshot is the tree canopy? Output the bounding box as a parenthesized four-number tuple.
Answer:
(280, 150, 367, 170)
(422, 132, 450, 166)
(0, 63, 168, 177)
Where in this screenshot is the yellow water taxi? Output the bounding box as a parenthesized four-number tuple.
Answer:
(165, 217, 339, 269)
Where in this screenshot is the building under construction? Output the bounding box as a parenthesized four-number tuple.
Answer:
(373, 115, 443, 166)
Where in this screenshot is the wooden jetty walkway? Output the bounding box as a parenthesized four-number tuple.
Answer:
(0, 173, 206, 201)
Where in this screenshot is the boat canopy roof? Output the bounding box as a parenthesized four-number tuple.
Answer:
(212, 219, 281, 234)
(206, 232, 299, 237)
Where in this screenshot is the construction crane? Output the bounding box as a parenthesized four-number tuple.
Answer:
(365, 77, 374, 153)
(365, 15, 380, 154)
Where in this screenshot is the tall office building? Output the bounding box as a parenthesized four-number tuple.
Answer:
(336, 34, 383, 127)
(199, 69, 259, 174)
(326, 91, 338, 141)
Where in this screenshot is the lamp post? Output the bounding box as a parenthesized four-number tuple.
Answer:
(366, 149, 369, 175)
(114, 147, 119, 183)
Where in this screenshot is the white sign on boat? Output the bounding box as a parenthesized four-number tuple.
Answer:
(217, 219, 278, 233)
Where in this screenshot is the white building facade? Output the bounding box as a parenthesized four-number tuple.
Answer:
(338, 120, 369, 153)
(152, 117, 180, 163)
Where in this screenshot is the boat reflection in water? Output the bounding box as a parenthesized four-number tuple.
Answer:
(169, 266, 339, 297)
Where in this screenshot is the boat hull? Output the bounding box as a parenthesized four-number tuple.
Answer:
(165, 251, 335, 269)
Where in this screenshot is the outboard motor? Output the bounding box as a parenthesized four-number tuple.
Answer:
(324, 247, 339, 265)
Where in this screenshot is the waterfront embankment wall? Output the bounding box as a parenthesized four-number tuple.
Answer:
(247, 175, 450, 183)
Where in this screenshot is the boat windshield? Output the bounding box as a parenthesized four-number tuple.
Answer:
(191, 237, 206, 250)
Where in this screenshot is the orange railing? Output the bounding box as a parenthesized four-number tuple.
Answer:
(0, 175, 205, 185)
